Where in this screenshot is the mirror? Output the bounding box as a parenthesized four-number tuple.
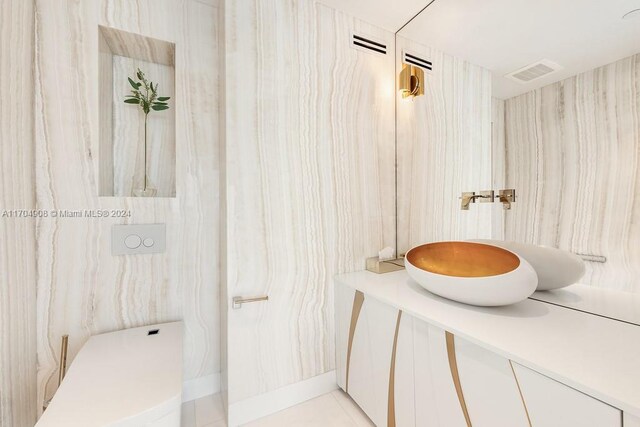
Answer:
(396, 0, 640, 308)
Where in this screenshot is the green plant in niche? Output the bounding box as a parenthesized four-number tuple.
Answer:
(124, 68, 171, 197)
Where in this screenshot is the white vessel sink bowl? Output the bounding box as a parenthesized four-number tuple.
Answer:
(469, 240, 586, 291)
(405, 241, 538, 306)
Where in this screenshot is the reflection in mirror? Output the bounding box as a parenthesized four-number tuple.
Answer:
(396, 0, 640, 297)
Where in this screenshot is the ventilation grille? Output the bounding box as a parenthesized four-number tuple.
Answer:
(403, 51, 432, 72)
(506, 60, 562, 83)
(351, 33, 387, 55)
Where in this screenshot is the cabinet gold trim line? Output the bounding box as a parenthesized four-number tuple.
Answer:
(509, 360, 533, 427)
(446, 331, 472, 427)
(346, 291, 365, 392)
(388, 310, 402, 427)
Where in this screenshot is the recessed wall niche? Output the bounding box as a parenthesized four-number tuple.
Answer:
(99, 26, 176, 197)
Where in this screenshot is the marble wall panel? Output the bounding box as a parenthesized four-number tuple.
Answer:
(34, 0, 221, 411)
(98, 30, 115, 196)
(224, 0, 396, 404)
(0, 1, 38, 425)
(503, 53, 640, 292)
(100, 25, 175, 66)
(491, 97, 506, 240)
(396, 36, 494, 254)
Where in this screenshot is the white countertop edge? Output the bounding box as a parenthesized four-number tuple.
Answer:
(335, 270, 640, 418)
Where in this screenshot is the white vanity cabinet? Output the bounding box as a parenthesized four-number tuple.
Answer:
(396, 315, 468, 427)
(451, 335, 621, 427)
(452, 335, 530, 426)
(511, 362, 621, 427)
(335, 272, 631, 427)
(335, 283, 398, 426)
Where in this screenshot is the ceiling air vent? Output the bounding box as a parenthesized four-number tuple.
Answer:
(403, 51, 432, 72)
(506, 59, 562, 83)
(351, 33, 387, 55)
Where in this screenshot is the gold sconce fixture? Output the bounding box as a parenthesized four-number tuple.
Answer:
(399, 64, 424, 99)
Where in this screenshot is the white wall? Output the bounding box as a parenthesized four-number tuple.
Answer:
(0, 1, 38, 425)
(34, 0, 222, 410)
(224, 0, 396, 405)
(502, 53, 640, 292)
(396, 36, 494, 252)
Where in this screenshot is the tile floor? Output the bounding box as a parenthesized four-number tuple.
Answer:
(181, 390, 374, 427)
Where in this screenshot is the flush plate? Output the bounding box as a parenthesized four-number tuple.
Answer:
(112, 224, 166, 255)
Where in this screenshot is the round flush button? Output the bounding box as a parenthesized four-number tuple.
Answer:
(143, 238, 154, 247)
(124, 234, 142, 249)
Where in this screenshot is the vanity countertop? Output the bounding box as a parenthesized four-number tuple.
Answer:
(335, 270, 640, 417)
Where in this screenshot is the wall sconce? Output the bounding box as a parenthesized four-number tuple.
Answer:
(399, 64, 424, 99)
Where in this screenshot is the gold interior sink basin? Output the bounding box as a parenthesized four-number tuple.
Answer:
(406, 241, 521, 278)
(405, 241, 538, 306)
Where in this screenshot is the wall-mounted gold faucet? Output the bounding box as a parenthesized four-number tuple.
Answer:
(461, 189, 516, 210)
(495, 189, 516, 210)
(460, 191, 494, 210)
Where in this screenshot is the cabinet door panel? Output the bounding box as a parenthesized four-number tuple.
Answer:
(348, 296, 399, 426)
(454, 337, 529, 427)
(512, 362, 621, 427)
(414, 322, 468, 427)
(394, 313, 416, 427)
(335, 284, 356, 390)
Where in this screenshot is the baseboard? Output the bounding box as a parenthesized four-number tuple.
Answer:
(182, 372, 221, 402)
(228, 370, 338, 426)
